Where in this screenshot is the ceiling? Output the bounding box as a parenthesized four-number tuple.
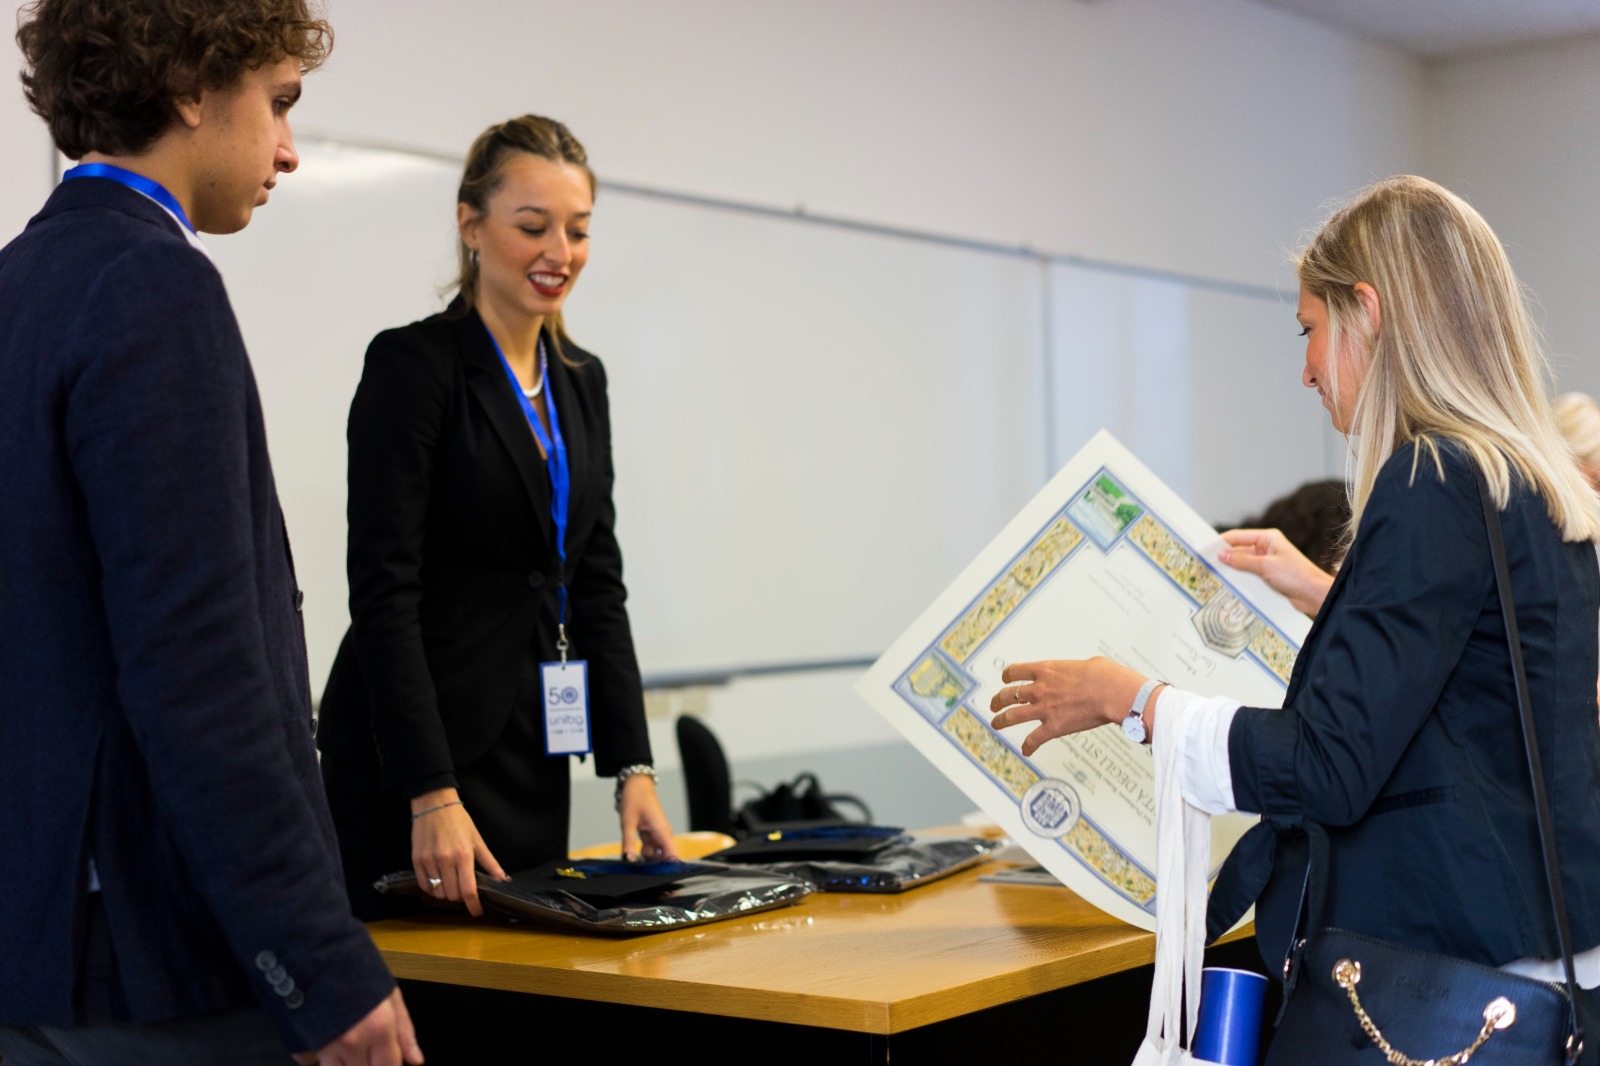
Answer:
(1248, 0, 1600, 58)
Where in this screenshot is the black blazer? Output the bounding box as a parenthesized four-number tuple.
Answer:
(1210, 441, 1600, 972)
(317, 302, 652, 796)
(0, 179, 394, 1047)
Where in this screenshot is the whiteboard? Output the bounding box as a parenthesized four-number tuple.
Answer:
(1045, 261, 1336, 529)
(208, 139, 1048, 685)
(573, 194, 1048, 674)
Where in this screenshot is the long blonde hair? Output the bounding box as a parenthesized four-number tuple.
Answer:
(1297, 175, 1598, 541)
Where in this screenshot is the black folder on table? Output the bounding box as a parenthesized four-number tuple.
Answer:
(374, 857, 814, 935)
(706, 827, 999, 892)
(709, 824, 908, 862)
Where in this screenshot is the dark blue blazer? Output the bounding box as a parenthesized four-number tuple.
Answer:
(1210, 442, 1600, 975)
(0, 178, 393, 1049)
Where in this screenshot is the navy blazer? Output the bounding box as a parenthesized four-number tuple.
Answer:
(0, 179, 393, 1049)
(316, 303, 652, 793)
(1209, 442, 1600, 974)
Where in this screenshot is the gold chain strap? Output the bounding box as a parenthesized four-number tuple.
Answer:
(1332, 959, 1517, 1066)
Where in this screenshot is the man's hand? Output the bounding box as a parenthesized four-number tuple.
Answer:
(293, 987, 423, 1066)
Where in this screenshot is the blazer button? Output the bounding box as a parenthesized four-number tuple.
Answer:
(294, 590, 305, 611)
(255, 950, 277, 972)
(285, 989, 305, 1010)
(528, 572, 546, 590)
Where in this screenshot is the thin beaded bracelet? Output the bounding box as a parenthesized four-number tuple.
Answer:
(411, 799, 463, 822)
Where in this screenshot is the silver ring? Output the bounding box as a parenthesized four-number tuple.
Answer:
(427, 877, 443, 889)
(1013, 687, 1027, 705)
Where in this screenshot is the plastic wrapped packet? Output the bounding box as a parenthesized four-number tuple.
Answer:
(725, 835, 1001, 893)
(375, 859, 815, 935)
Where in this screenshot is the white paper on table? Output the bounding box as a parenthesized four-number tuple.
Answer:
(855, 430, 1311, 930)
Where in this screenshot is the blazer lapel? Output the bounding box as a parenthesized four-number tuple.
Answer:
(453, 310, 556, 548)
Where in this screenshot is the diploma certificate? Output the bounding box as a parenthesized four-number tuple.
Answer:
(856, 431, 1311, 930)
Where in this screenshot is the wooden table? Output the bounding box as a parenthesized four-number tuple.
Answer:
(368, 842, 1261, 1063)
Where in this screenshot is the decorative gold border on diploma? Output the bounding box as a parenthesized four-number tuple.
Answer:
(939, 517, 1084, 661)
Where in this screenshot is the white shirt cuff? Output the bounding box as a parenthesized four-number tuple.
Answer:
(1501, 943, 1600, 989)
(1161, 687, 1243, 815)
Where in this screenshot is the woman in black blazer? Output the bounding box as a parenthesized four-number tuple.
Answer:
(987, 176, 1600, 1061)
(318, 115, 675, 921)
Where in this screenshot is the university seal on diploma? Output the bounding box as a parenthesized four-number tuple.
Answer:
(1020, 779, 1082, 839)
(856, 430, 1311, 930)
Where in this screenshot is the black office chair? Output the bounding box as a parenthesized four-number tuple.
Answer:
(675, 715, 737, 837)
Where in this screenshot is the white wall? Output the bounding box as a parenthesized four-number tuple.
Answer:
(291, 0, 1422, 293)
(1, 0, 1429, 845)
(1424, 32, 1600, 397)
(1, 1, 53, 240)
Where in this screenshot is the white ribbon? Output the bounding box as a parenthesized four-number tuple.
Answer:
(1132, 696, 1215, 1066)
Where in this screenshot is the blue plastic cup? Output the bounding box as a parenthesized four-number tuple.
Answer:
(1191, 966, 1268, 1066)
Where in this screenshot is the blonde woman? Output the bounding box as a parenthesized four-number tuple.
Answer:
(989, 176, 1600, 1061)
(1556, 391, 1600, 490)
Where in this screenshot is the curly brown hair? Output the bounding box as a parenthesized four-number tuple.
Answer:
(16, 0, 333, 159)
(1236, 478, 1351, 574)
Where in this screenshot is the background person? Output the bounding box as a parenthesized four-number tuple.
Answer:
(1556, 391, 1600, 490)
(1232, 478, 1350, 574)
(0, 2, 419, 1063)
(1219, 478, 1351, 618)
(987, 176, 1600, 1062)
(1552, 391, 1600, 708)
(317, 115, 676, 923)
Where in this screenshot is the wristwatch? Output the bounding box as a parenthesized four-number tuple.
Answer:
(1121, 678, 1166, 744)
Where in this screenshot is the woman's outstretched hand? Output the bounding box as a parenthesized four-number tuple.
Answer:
(987, 657, 1151, 755)
(618, 774, 679, 862)
(410, 788, 508, 917)
(1217, 528, 1334, 618)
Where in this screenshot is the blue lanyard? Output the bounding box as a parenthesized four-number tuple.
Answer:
(485, 326, 573, 640)
(62, 163, 196, 234)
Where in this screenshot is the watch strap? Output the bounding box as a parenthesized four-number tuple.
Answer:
(1123, 677, 1166, 742)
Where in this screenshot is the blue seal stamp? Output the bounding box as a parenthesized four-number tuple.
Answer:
(1020, 778, 1081, 839)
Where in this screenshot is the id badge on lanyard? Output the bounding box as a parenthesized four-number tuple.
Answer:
(541, 660, 591, 756)
(487, 327, 591, 756)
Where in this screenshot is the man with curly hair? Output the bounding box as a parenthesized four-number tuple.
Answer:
(0, 2, 423, 1063)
